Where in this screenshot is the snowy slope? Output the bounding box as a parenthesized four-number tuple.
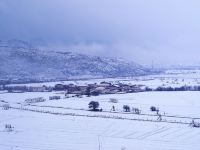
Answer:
(0, 40, 149, 83)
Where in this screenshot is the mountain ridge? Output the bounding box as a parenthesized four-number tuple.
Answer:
(0, 40, 150, 84)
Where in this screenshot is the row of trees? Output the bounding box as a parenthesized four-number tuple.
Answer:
(146, 85, 200, 92)
(88, 101, 142, 114)
(2, 85, 53, 92)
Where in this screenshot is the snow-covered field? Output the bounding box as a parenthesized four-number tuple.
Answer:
(1, 70, 200, 150)
(1, 91, 200, 150)
(2, 108, 200, 150)
(1, 108, 200, 150)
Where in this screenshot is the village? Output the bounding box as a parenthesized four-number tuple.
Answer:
(0, 81, 145, 95)
(2, 76, 200, 150)
(2, 79, 200, 96)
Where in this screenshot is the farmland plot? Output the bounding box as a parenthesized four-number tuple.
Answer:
(1, 90, 200, 150)
(1, 108, 200, 150)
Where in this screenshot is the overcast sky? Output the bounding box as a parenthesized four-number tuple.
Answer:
(1, 0, 200, 66)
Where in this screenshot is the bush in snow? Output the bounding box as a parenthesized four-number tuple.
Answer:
(5, 124, 14, 132)
(132, 107, 141, 114)
(150, 106, 158, 112)
(190, 120, 200, 128)
(88, 101, 100, 111)
(123, 105, 130, 112)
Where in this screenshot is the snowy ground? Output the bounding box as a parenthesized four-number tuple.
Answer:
(1, 91, 200, 150)
(1, 70, 200, 150)
(1, 109, 200, 150)
(0, 110, 200, 150)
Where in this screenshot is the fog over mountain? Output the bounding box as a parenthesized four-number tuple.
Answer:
(1, 0, 200, 66)
(0, 40, 149, 83)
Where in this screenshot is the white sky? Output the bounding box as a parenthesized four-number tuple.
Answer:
(1, 0, 200, 66)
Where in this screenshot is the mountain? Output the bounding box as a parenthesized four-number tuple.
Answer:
(0, 40, 150, 84)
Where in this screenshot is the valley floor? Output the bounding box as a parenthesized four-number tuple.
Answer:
(1, 91, 200, 150)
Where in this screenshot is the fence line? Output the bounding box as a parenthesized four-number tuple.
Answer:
(2, 105, 190, 126)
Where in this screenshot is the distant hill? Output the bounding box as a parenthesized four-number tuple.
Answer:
(0, 40, 150, 84)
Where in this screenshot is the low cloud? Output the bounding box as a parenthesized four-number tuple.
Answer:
(1, 0, 200, 66)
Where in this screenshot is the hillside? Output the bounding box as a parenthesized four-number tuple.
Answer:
(0, 40, 149, 84)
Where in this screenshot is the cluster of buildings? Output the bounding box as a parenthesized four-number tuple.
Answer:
(54, 81, 145, 96)
(0, 81, 145, 96)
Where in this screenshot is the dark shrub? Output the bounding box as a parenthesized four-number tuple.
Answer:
(150, 106, 158, 112)
(132, 107, 141, 114)
(123, 105, 130, 112)
(88, 101, 99, 111)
